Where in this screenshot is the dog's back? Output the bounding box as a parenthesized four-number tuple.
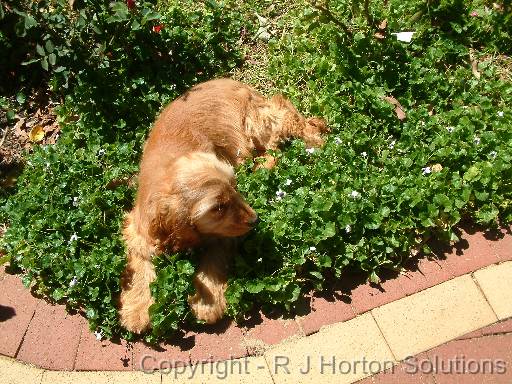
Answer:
(142, 79, 261, 167)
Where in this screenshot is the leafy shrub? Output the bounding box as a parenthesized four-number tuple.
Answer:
(224, 0, 512, 316)
(1, 0, 243, 340)
(0, 0, 242, 96)
(1, 0, 511, 342)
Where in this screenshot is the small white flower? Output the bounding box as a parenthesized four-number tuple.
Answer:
(474, 136, 481, 145)
(97, 149, 106, 157)
(422, 166, 432, 175)
(257, 257, 262, 263)
(305, 148, 315, 154)
(345, 224, 351, 233)
(69, 233, 79, 242)
(309, 246, 317, 251)
(350, 190, 361, 198)
(69, 276, 78, 287)
(285, 179, 292, 186)
(361, 151, 368, 158)
(275, 189, 287, 201)
(497, 111, 504, 117)
(72, 196, 79, 207)
(490, 151, 497, 159)
(389, 140, 396, 149)
(94, 330, 103, 341)
(392, 31, 415, 43)
(334, 137, 342, 145)
(45, 162, 51, 169)
(446, 126, 454, 133)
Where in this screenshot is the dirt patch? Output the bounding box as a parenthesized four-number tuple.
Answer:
(1, 90, 60, 188)
(479, 53, 512, 82)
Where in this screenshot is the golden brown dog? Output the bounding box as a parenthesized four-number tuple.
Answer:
(119, 78, 328, 333)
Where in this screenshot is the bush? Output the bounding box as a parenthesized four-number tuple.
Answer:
(224, 0, 512, 316)
(1, 0, 511, 342)
(1, 0, 244, 340)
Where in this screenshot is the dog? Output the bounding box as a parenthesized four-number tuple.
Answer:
(119, 78, 328, 333)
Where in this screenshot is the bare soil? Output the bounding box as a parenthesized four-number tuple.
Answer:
(0, 91, 60, 189)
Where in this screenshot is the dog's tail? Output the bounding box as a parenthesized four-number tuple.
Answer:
(119, 211, 157, 334)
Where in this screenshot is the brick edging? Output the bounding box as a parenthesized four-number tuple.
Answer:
(0, 224, 510, 372)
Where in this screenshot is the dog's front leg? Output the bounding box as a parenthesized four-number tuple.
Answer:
(188, 240, 234, 324)
(119, 213, 157, 334)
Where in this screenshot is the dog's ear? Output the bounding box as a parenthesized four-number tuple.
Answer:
(145, 193, 200, 252)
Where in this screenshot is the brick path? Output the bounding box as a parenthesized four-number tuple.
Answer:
(0, 223, 510, 383)
(358, 318, 512, 384)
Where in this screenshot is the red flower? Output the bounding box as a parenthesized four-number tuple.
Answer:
(126, 0, 135, 9)
(152, 24, 163, 33)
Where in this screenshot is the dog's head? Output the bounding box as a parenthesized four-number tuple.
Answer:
(151, 152, 257, 250)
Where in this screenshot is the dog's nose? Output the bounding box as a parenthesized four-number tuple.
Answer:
(248, 214, 259, 226)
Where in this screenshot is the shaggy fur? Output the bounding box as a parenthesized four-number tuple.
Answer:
(119, 78, 328, 333)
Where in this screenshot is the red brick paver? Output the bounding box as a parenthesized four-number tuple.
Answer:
(133, 338, 191, 371)
(480, 317, 512, 336)
(297, 293, 356, 335)
(490, 225, 512, 261)
(372, 353, 436, 384)
(364, 322, 512, 383)
(188, 319, 247, 363)
(16, 301, 84, 370)
(399, 256, 455, 295)
(243, 310, 303, 350)
(458, 317, 512, 341)
(456, 328, 484, 340)
(428, 334, 512, 384)
(75, 321, 133, 371)
(435, 228, 499, 278)
(0, 274, 40, 357)
(349, 272, 408, 315)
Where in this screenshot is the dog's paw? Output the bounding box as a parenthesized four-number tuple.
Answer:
(119, 289, 153, 333)
(188, 293, 226, 324)
(119, 305, 151, 334)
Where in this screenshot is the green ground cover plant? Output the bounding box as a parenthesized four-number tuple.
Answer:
(1, 0, 511, 342)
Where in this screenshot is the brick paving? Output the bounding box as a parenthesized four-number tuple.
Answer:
(0, 274, 40, 357)
(74, 321, 133, 371)
(0, 224, 510, 375)
(133, 337, 191, 371)
(242, 309, 303, 349)
(360, 320, 512, 383)
(188, 319, 248, 363)
(297, 292, 356, 335)
(16, 300, 85, 370)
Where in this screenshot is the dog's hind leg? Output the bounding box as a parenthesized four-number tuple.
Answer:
(119, 212, 157, 333)
(188, 239, 234, 324)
